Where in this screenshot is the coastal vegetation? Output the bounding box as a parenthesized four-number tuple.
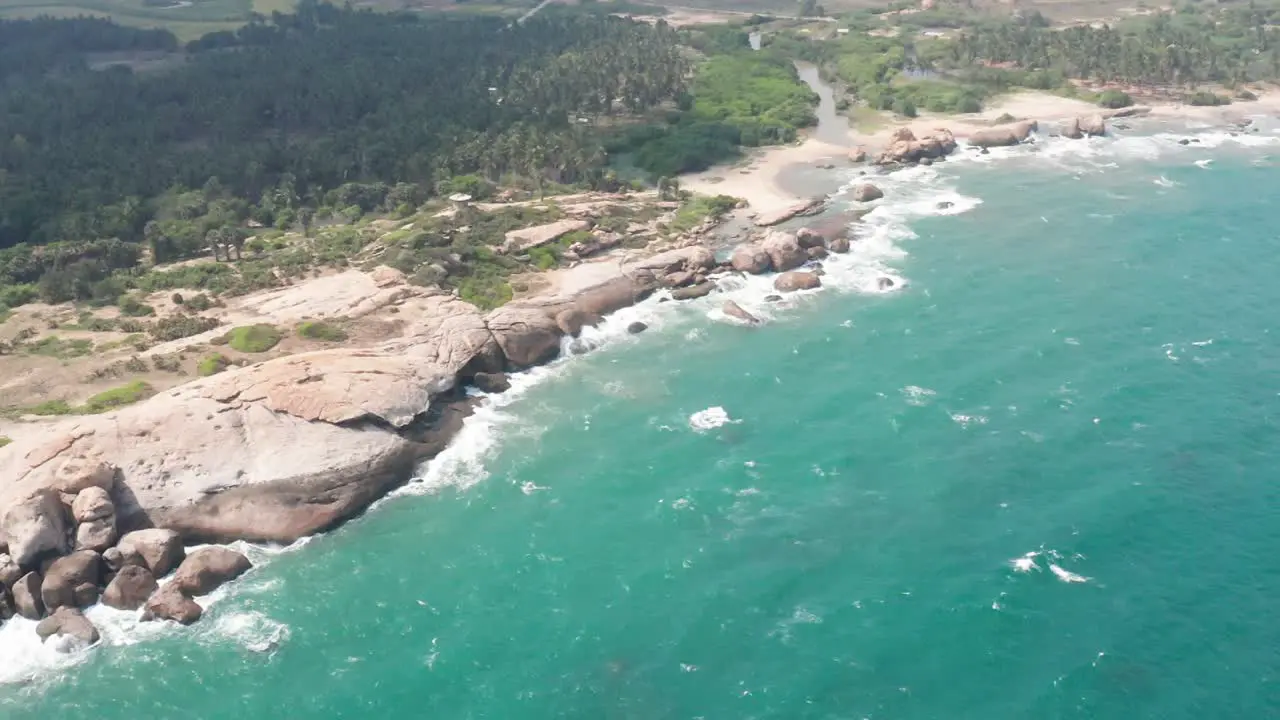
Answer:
(5, 380, 154, 417)
(218, 324, 282, 353)
(197, 353, 231, 376)
(296, 320, 348, 342)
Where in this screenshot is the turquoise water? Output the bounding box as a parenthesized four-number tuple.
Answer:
(7, 128, 1280, 718)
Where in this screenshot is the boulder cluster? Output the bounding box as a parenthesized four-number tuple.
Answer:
(875, 128, 958, 165)
(0, 460, 251, 650)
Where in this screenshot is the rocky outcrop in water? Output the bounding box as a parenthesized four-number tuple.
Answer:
(36, 607, 99, 648)
(875, 127, 957, 165)
(753, 197, 826, 227)
(774, 271, 822, 292)
(102, 565, 158, 610)
(761, 231, 807, 272)
(852, 184, 884, 202)
(967, 121, 1038, 148)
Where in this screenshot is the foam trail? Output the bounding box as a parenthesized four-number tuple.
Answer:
(1049, 564, 1090, 584)
(689, 406, 737, 432)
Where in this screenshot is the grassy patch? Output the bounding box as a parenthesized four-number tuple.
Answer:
(21, 400, 75, 416)
(81, 380, 153, 413)
(670, 195, 738, 234)
(0, 436, 10, 448)
(25, 335, 93, 359)
(296, 320, 348, 342)
(149, 315, 220, 342)
(222, 324, 281, 353)
(197, 353, 230, 376)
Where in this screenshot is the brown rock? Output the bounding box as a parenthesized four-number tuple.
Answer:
(102, 565, 159, 610)
(485, 305, 564, 369)
(71, 487, 113, 523)
(683, 247, 717, 273)
(172, 547, 252, 597)
(555, 308, 602, 337)
(13, 572, 43, 620)
(51, 454, 116, 496)
(829, 237, 851, 253)
(471, 372, 511, 394)
(0, 589, 13, 621)
(142, 586, 203, 625)
(807, 246, 829, 261)
(626, 321, 648, 334)
(730, 245, 771, 274)
(501, 219, 591, 254)
(671, 282, 716, 301)
(875, 128, 957, 165)
(848, 146, 868, 163)
(774, 271, 823, 292)
(753, 197, 825, 227)
(852, 184, 884, 202)
(1, 490, 69, 568)
(761, 231, 806, 272)
(967, 121, 1037, 148)
(118, 529, 186, 578)
(102, 547, 124, 572)
(1062, 117, 1083, 140)
(36, 607, 100, 647)
(877, 276, 897, 291)
(73, 582, 99, 608)
(41, 550, 103, 611)
(795, 228, 825, 249)
(76, 518, 116, 552)
(662, 270, 697, 288)
(722, 300, 760, 325)
(1080, 114, 1106, 137)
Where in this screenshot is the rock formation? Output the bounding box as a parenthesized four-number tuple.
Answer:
(117, 529, 185, 578)
(41, 550, 103, 611)
(753, 197, 826, 227)
(852, 184, 884, 202)
(1079, 114, 1106, 137)
(143, 585, 203, 625)
(102, 565, 158, 610)
(731, 245, 771, 274)
(1, 491, 68, 567)
(875, 127, 956, 165)
(671, 282, 715, 300)
(722, 301, 760, 325)
(761, 231, 807, 272)
(967, 120, 1038, 148)
(500, 219, 591, 254)
(36, 607, 99, 648)
(171, 547, 252, 597)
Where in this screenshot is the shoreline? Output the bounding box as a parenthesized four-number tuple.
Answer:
(683, 88, 1280, 215)
(2, 94, 1277, 684)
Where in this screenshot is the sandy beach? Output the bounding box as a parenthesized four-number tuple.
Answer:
(682, 87, 1280, 216)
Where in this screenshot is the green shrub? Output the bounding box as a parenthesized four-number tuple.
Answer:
(1236, 89, 1258, 101)
(223, 324, 282, 353)
(459, 278, 514, 310)
(0, 436, 10, 448)
(1186, 91, 1230, 106)
(197, 353, 231, 376)
(185, 293, 214, 311)
(25, 336, 93, 359)
(81, 381, 153, 413)
(296, 320, 348, 342)
(24, 400, 74, 416)
(892, 97, 918, 117)
(0, 284, 37, 309)
(117, 294, 156, 317)
(1097, 89, 1133, 109)
(149, 315, 220, 341)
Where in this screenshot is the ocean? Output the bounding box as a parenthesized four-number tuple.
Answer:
(5, 122, 1280, 719)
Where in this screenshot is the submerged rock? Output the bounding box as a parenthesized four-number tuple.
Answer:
(626, 321, 648, 335)
(102, 565, 158, 611)
(143, 586, 202, 625)
(722, 300, 760, 325)
(774, 271, 822, 292)
(851, 183, 884, 202)
(471, 372, 511, 394)
(877, 277, 897, 291)
(829, 237, 851, 253)
(671, 282, 716, 301)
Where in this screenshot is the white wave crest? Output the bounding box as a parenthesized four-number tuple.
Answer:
(689, 406, 737, 432)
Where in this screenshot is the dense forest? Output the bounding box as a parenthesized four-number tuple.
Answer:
(0, 4, 689, 304)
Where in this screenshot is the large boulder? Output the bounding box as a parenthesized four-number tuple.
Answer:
(50, 454, 115, 496)
(41, 550, 103, 611)
(12, 572, 43, 620)
(1, 490, 69, 568)
(875, 127, 956, 165)
(72, 486, 113, 523)
(1061, 117, 1083, 140)
(683, 247, 717, 273)
(554, 308, 602, 338)
(485, 305, 564, 369)
(471, 372, 511, 394)
(117, 529, 185, 578)
(0, 553, 20, 587)
(76, 518, 116, 553)
(730, 245, 771, 274)
(0, 348, 457, 544)
(830, 237, 851, 253)
(774, 271, 823, 292)
(142, 586, 202, 625)
(36, 607, 100, 647)
(172, 547, 252, 597)
(1080, 114, 1106, 137)
(967, 120, 1037, 148)
(851, 184, 884, 202)
(760, 232, 807, 272)
(102, 565, 159, 610)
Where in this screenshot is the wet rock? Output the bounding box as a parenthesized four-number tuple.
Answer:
(764, 295, 783, 303)
(117, 529, 185, 578)
(142, 586, 202, 625)
(102, 565, 159, 611)
(1178, 138, 1191, 145)
(795, 228, 826, 249)
(626, 321, 648, 335)
(36, 607, 99, 648)
(1062, 117, 1082, 139)
(671, 282, 715, 301)
(848, 146, 868, 163)
(919, 157, 934, 166)
(171, 547, 252, 597)
(753, 197, 825, 227)
(1, 490, 69, 568)
(471, 372, 511, 394)
(806, 246, 829, 261)
(851, 183, 883, 202)
(722, 300, 760, 325)
(662, 270, 697, 288)
(101, 547, 124, 573)
(774, 271, 822, 292)
(937, 201, 954, 210)
(1079, 114, 1106, 137)
(41, 550, 103, 611)
(829, 237, 851, 253)
(554, 308, 602, 338)
(730, 245, 771, 274)
(877, 277, 897, 291)
(73, 583, 99, 608)
(13, 572, 44, 620)
(875, 127, 957, 165)
(968, 120, 1037, 148)
(0, 589, 13, 621)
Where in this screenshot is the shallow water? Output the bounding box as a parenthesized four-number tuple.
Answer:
(6, 124, 1280, 718)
